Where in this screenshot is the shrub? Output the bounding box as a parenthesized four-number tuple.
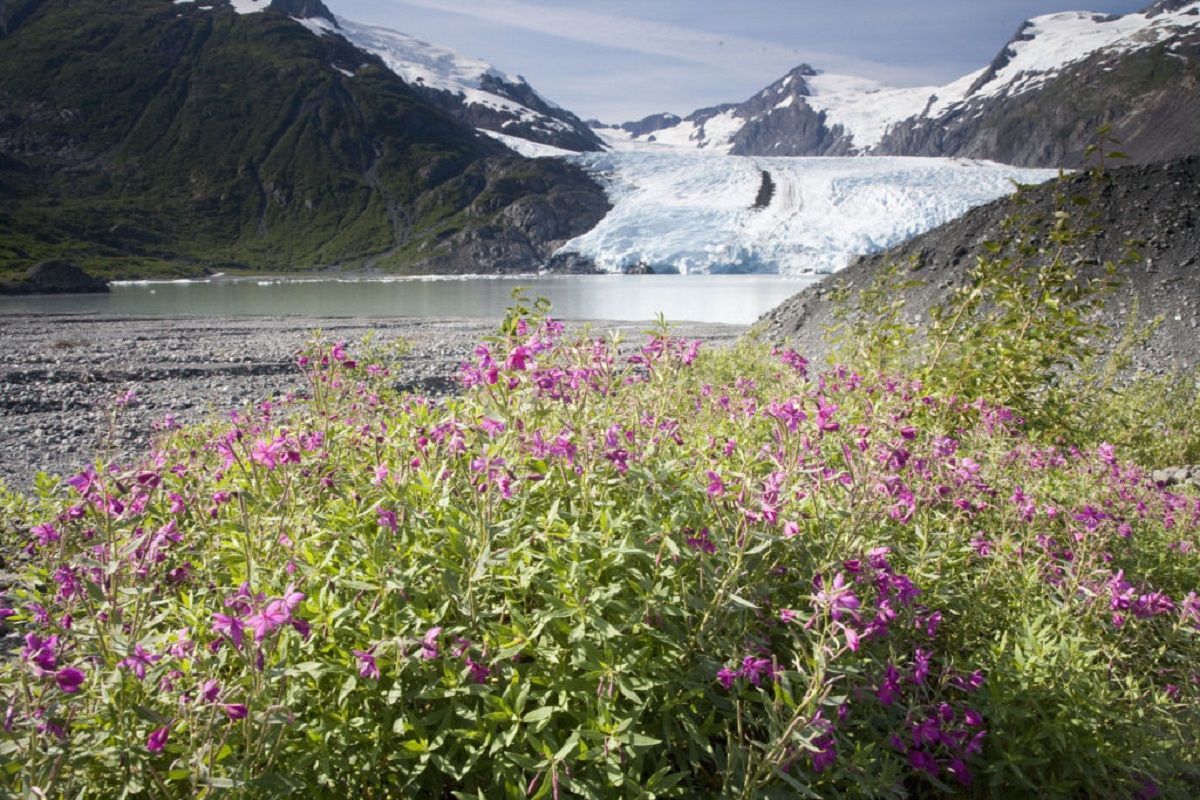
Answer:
(0, 308, 1197, 797)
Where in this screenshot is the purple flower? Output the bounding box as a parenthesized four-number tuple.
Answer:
(811, 735, 836, 772)
(813, 573, 861, 622)
(907, 748, 938, 776)
(354, 649, 380, 680)
(200, 679, 221, 703)
(876, 664, 901, 706)
(56, 667, 86, 693)
(377, 507, 399, 532)
(118, 644, 161, 680)
(912, 648, 931, 685)
(246, 600, 292, 642)
(465, 657, 491, 684)
(716, 667, 738, 690)
(740, 656, 776, 687)
(685, 528, 716, 554)
(21, 633, 57, 675)
(146, 724, 170, 753)
(223, 704, 249, 720)
(212, 613, 244, 648)
(705, 470, 725, 497)
(30, 523, 59, 547)
(250, 438, 281, 470)
(420, 626, 442, 660)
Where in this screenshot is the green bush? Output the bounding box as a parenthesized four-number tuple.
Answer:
(0, 304, 1197, 797)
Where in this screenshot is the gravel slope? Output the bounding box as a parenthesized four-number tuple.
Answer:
(0, 314, 742, 491)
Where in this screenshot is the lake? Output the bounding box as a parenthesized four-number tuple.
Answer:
(0, 273, 823, 325)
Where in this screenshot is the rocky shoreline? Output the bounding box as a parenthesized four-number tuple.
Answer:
(0, 313, 743, 492)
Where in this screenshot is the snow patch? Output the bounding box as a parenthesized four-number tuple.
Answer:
(481, 129, 575, 158)
(228, 0, 266, 14)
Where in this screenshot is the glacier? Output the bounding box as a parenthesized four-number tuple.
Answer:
(553, 147, 1058, 275)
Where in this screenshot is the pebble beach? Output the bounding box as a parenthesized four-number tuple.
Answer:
(0, 313, 744, 491)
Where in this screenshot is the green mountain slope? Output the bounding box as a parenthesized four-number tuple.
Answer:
(0, 0, 608, 280)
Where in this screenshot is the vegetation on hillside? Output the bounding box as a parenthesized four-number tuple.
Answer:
(0, 0, 605, 281)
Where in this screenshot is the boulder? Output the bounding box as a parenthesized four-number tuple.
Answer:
(0, 261, 109, 295)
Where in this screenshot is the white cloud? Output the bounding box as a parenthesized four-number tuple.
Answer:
(378, 0, 810, 77)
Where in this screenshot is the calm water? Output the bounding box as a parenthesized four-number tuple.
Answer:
(0, 274, 822, 325)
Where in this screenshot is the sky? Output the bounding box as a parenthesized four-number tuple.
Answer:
(326, 0, 1154, 122)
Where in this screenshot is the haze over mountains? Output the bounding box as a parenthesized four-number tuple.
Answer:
(0, 0, 1196, 282)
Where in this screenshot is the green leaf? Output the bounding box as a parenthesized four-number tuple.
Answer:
(523, 706, 557, 724)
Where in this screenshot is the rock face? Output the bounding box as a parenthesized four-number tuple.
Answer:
(617, 113, 682, 137)
(757, 157, 1200, 373)
(0, 261, 109, 295)
(0, 0, 608, 278)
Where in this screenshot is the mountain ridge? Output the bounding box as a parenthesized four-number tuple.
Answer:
(603, 1, 1200, 167)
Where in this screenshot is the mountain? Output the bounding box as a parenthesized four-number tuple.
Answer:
(0, 0, 608, 280)
(608, 1, 1200, 167)
(292, 12, 604, 153)
(757, 156, 1200, 372)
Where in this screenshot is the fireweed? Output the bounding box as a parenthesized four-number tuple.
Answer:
(0, 308, 1197, 798)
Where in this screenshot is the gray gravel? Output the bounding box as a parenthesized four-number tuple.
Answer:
(0, 313, 744, 492)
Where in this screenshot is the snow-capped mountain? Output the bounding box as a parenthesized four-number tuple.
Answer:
(605, 0, 1200, 167)
(258, 0, 603, 152)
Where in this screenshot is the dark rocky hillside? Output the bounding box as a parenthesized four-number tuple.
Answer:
(0, 0, 609, 281)
(876, 19, 1200, 167)
(758, 157, 1200, 373)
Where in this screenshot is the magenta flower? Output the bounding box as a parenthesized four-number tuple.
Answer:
(907, 748, 938, 776)
(705, 470, 725, 498)
(21, 633, 57, 675)
(876, 664, 901, 706)
(246, 600, 292, 642)
(813, 573, 861, 622)
(373, 463, 390, 486)
(211, 613, 245, 648)
(811, 735, 837, 772)
(30, 523, 60, 547)
(420, 627, 443, 660)
(740, 656, 776, 687)
(354, 649, 380, 680)
(146, 724, 170, 753)
(118, 644, 161, 680)
(250, 438, 281, 470)
(56, 667, 86, 694)
(223, 704, 249, 720)
(506, 345, 532, 371)
(465, 657, 491, 684)
(200, 679, 221, 703)
(716, 667, 738, 690)
(377, 507, 399, 532)
(685, 528, 716, 554)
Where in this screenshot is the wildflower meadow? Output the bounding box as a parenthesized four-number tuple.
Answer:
(0, 285, 1197, 798)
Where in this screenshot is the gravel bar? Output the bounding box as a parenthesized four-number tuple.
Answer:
(0, 313, 744, 492)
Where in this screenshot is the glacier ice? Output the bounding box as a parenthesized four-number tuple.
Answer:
(555, 149, 1058, 275)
